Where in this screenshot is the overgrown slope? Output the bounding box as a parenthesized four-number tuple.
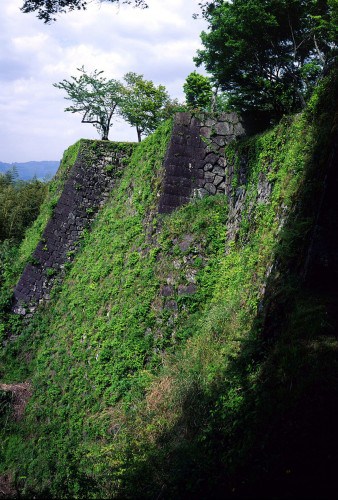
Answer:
(0, 69, 337, 499)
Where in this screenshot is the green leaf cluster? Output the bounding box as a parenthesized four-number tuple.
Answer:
(183, 71, 213, 110)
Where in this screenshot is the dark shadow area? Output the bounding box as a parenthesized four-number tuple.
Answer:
(119, 71, 338, 499)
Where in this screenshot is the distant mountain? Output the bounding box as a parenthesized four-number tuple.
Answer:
(0, 160, 60, 181)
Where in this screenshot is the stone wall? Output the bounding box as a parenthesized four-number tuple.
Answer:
(12, 112, 269, 315)
(158, 112, 246, 213)
(12, 141, 135, 315)
(158, 112, 275, 247)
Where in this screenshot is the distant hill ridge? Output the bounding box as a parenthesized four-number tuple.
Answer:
(0, 160, 59, 180)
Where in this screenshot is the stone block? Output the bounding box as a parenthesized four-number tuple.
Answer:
(161, 285, 174, 297)
(195, 178, 206, 188)
(204, 163, 214, 171)
(175, 112, 191, 126)
(193, 188, 209, 198)
(178, 284, 197, 295)
(212, 166, 225, 176)
(215, 122, 231, 136)
(204, 153, 219, 165)
(200, 127, 212, 138)
(205, 183, 217, 195)
(214, 175, 224, 186)
(205, 171, 216, 182)
(212, 136, 227, 147)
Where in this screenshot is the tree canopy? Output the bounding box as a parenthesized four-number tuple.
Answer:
(0, 168, 47, 243)
(195, 0, 338, 115)
(54, 67, 124, 140)
(120, 72, 172, 142)
(21, 0, 148, 23)
(54, 68, 174, 141)
(183, 71, 213, 110)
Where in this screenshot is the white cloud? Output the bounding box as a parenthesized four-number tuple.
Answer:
(0, 0, 207, 162)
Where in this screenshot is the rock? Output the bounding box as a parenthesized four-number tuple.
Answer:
(175, 113, 191, 125)
(205, 183, 217, 195)
(213, 136, 227, 147)
(214, 175, 224, 186)
(161, 285, 174, 297)
(212, 166, 226, 176)
(194, 188, 209, 198)
(205, 153, 219, 165)
(200, 127, 212, 138)
(178, 284, 197, 295)
(205, 171, 216, 182)
(204, 163, 214, 171)
(215, 122, 231, 136)
(165, 300, 178, 310)
(179, 234, 194, 252)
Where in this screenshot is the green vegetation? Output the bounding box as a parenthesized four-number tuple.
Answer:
(183, 71, 213, 110)
(0, 68, 337, 498)
(54, 67, 124, 141)
(120, 72, 174, 142)
(54, 68, 177, 142)
(0, 169, 48, 324)
(196, 0, 338, 115)
(0, 141, 81, 309)
(0, 169, 47, 243)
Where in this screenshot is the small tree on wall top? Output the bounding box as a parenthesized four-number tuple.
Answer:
(120, 72, 172, 142)
(53, 66, 124, 140)
(183, 71, 213, 110)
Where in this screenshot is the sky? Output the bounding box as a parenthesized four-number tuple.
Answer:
(0, 0, 207, 163)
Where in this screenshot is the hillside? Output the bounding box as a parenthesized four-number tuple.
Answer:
(0, 68, 337, 499)
(0, 161, 60, 181)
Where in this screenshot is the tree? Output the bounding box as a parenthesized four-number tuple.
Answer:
(0, 170, 47, 243)
(21, 0, 148, 23)
(120, 72, 172, 142)
(183, 71, 213, 110)
(53, 67, 124, 140)
(195, 0, 338, 116)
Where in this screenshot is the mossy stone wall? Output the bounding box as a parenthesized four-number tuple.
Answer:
(12, 141, 135, 315)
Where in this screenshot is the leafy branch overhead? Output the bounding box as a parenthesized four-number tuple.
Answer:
(195, 0, 338, 116)
(21, 0, 148, 23)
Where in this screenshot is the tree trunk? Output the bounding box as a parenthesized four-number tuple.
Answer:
(102, 125, 109, 141)
(137, 127, 142, 142)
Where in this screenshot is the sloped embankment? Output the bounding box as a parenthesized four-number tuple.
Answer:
(0, 69, 337, 498)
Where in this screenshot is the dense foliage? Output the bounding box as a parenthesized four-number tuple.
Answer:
(120, 72, 173, 142)
(21, 0, 148, 23)
(196, 0, 338, 115)
(0, 69, 337, 497)
(0, 169, 47, 243)
(183, 71, 213, 110)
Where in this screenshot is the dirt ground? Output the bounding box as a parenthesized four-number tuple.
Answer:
(0, 382, 32, 421)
